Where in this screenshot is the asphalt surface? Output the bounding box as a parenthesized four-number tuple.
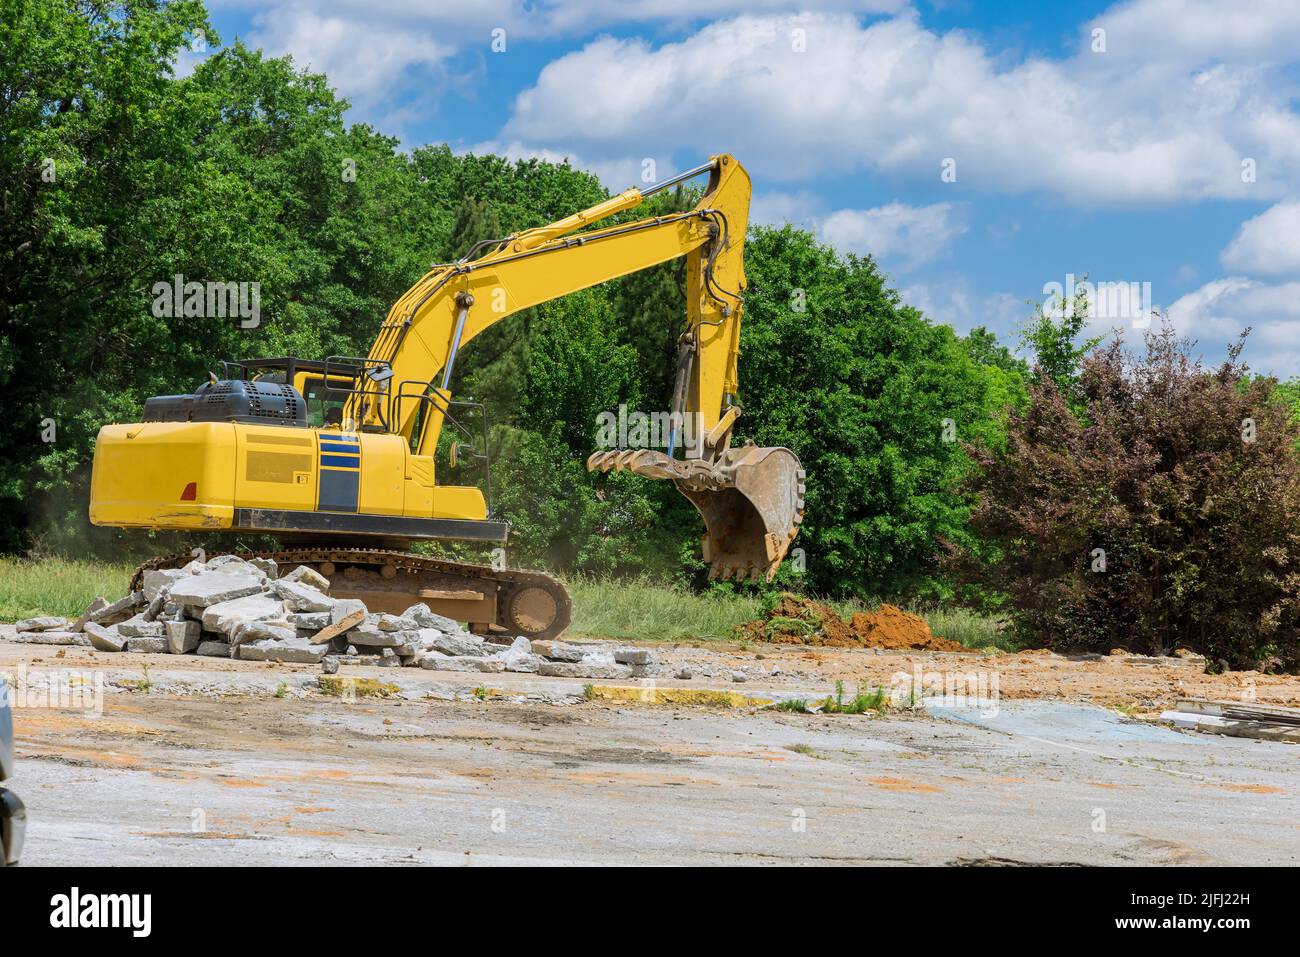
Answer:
(6, 668, 1297, 866)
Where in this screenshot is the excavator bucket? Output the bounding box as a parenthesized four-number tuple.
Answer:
(587, 445, 805, 581)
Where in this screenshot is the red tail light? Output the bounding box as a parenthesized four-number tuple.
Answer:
(180, 482, 197, 501)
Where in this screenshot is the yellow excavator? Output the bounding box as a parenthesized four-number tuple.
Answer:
(89, 154, 805, 640)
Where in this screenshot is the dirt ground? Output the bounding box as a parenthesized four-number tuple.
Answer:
(2, 629, 1297, 866)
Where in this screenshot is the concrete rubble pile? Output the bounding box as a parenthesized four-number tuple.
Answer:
(10, 555, 657, 679)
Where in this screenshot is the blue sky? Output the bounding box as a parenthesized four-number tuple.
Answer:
(197, 0, 1300, 376)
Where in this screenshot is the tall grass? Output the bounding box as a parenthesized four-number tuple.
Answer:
(566, 575, 761, 642)
(921, 606, 1019, 651)
(0, 557, 135, 621)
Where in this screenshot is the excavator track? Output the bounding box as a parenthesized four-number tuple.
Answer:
(129, 548, 573, 641)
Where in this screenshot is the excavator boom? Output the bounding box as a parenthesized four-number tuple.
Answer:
(349, 154, 805, 580)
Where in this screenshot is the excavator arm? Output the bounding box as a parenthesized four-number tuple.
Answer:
(345, 154, 804, 581)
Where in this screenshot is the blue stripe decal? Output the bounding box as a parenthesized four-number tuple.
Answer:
(320, 454, 361, 469)
(320, 442, 360, 453)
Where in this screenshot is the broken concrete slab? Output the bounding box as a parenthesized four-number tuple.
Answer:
(282, 565, 330, 591)
(15, 616, 70, 632)
(230, 620, 297, 646)
(170, 573, 265, 608)
(141, 592, 167, 622)
(287, 611, 331, 629)
(125, 636, 169, 654)
(530, 640, 584, 662)
(7, 630, 90, 647)
(165, 620, 201, 655)
(537, 661, 633, 680)
(72, 597, 109, 631)
(142, 568, 189, 602)
(419, 655, 505, 673)
(502, 653, 546, 674)
(272, 578, 333, 613)
(200, 593, 285, 635)
(348, 654, 402, 667)
(250, 557, 278, 578)
(87, 592, 144, 626)
(196, 640, 231, 658)
(421, 629, 490, 657)
(613, 647, 655, 666)
(117, 615, 165, 639)
(238, 637, 329, 664)
(375, 613, 418, 632)
(402, 603, 461, 632)
(330, 599, 367, 625)
(84, 622, 127, 652)
(349, 624, 410, 648)
(309, 610, 365, 646)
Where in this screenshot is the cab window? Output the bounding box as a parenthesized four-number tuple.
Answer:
(302, 377, 348, 428)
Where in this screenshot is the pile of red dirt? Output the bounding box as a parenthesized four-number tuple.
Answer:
(740, 593, 969, 652)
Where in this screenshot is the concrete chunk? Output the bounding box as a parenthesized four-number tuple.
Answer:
(349, 624, 409, 648)
(142, 568, 188, 602)
(125, 636, 169, 654)
(250, 557, 279, 578)
(231, 620, 297, 646)
(613, 647, 656, 666)
(402, 603, 461, 632)
(197, 640, 231, 657)
(238, 637, 329, 663)
(117, 614, 165, 638)
(330, 598, 367, 625)
(283, 564, 330, 590)
(375, 613, 417, 632)
(165, 620, 201, 654)
(201, 594, 285, 635)
(502, 653, 546, 673)
(73, 597, 109, 632)
(537, 661, 633, 679)
(170, 573, 265, 608)
(84, 622, 126, 652)
(15, 616, 69, 632)
(88, 592, 144, 626)
(141, 592, 167, 622)
(421, 629, 490, 657)
(287, 611, 331, 629)
(419, 655, 504, 673)
(272, 579, 333, 613)
(530, 640, 584, 662)
(7, 630, 90, 647)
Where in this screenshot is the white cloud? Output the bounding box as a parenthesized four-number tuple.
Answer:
(900, 280, 1026, 337)
(1167, 276, 1300, 376)
(467, 140, 676, 191)
(1085, 0, 1300, 63)
(819, 202, 966, 269)
(1220, 201, 1300, 276)
(499, 7, 1300, 204)
(749, 193, 966, 269)
(248, 10, 454, 99)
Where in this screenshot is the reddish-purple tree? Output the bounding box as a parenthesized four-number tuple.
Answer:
(961, 325, 1300, 671)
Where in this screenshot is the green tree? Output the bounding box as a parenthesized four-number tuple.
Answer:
(735, 226, 1024, 598)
